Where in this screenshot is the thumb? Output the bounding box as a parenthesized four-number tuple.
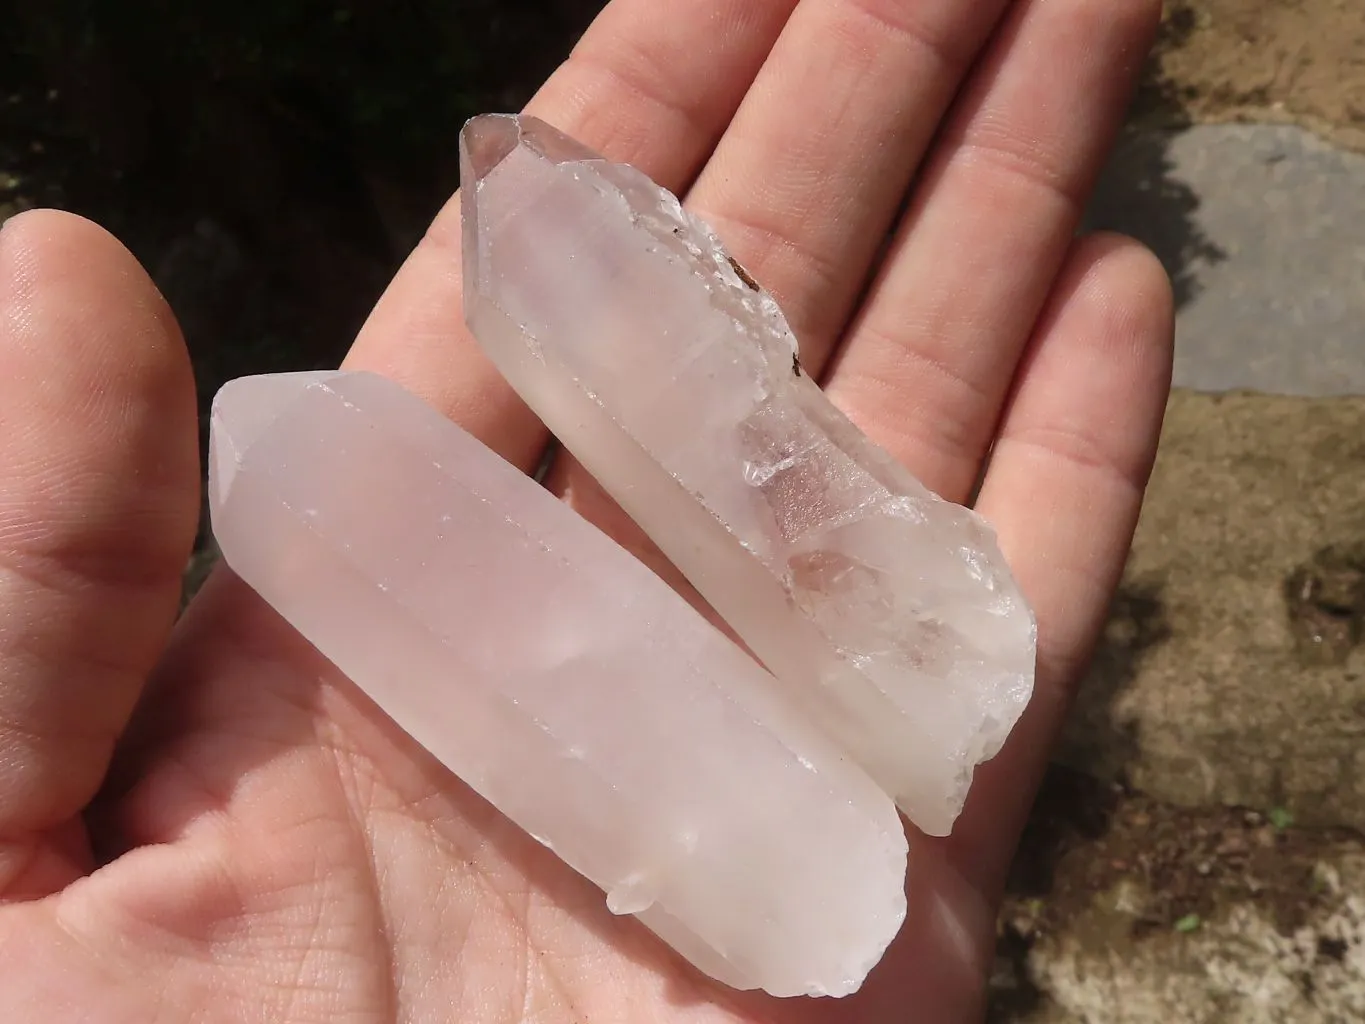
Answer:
(0, 211, 200, 899)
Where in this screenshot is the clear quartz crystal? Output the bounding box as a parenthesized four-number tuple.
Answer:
(208, 369, 907, 998)
(461, 113, 1038, 837)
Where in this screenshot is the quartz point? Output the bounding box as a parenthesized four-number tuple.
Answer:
(460, 114, 1038, 837)
(208, 369, 908, 998)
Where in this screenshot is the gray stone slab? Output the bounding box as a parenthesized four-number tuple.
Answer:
(1086, 124, 1365, 396)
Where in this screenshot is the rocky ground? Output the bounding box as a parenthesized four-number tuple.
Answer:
(2, 2, 1364, 1020)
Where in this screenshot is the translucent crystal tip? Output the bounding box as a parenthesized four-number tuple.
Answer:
(209, 370, 343, 509)
(460, 114, 609, 189)
(460, 113, 522, 184)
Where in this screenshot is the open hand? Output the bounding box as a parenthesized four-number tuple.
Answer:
(0, 0, 1171, 1020)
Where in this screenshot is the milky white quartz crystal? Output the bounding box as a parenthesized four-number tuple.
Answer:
(460, 114, 1038, 837)
(208, 369, 907, 998)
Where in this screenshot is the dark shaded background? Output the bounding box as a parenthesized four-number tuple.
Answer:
(0, 0, 603, 413)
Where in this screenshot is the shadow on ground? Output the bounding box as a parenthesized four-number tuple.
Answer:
(988, 767, 1122, 1021)
(1085, 0, 1227, 310)
(987, 581, 1174, 1021)
(1058, 579, 1173, 789)
(1085, 130, 1228, 310)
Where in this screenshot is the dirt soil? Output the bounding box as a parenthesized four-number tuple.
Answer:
(989, 768, 1364, 1020)
(1138, 0, 1365, 149)
(1005, 768, 1357, 941)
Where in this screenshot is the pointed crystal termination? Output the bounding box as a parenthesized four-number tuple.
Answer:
(461, 114, 1038, 837)
(208, 370, 907, 998)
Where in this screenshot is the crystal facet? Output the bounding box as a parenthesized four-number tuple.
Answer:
(461, 114, 1038, 836)
(209, 369, 908, 998)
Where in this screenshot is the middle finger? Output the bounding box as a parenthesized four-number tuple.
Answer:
(682, 0, 1013, 370)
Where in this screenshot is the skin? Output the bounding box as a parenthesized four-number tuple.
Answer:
(0, 0, 1172, 1020)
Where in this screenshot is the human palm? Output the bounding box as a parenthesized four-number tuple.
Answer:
(0, 0, 1171, 1020)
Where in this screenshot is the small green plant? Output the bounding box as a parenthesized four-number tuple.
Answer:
(1269, 807, 1294, 831)
(1174, 913, 1201, 933)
